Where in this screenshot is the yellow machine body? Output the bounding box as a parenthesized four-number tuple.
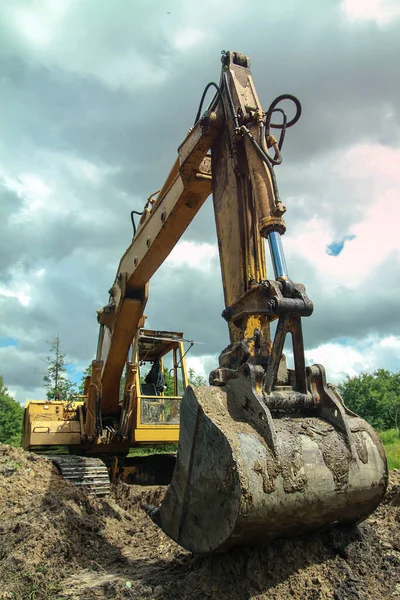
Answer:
(22, 400, 83, 448)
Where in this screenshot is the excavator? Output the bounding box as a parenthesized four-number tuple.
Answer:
(22, 50, 388, 554)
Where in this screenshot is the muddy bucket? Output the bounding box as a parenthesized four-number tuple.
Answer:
(154, 385, 387, 554)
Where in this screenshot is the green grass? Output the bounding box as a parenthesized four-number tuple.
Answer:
(379, 428, 400, 470)
(128, 443, 178, 457)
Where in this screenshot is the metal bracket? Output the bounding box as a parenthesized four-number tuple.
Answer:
(264, 312, 307, 395)
(210, 363, 278, 455)
(307, 364, 360, 463)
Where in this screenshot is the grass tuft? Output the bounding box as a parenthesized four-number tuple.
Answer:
(379, 428, 400, 470)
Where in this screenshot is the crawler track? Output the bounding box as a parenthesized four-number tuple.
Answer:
(47, 455, 111, 497)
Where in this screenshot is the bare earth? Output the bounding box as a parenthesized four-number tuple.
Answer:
(0, 445, 399, 600)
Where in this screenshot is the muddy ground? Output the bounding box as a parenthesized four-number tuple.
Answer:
(0, 445, 399, 600)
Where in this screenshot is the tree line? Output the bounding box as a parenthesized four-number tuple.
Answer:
(338, 369, 400, 434)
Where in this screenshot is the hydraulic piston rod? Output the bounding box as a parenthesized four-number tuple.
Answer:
(268, 231, 288, 279)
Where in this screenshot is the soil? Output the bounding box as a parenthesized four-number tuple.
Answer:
(0, 444, 399, 600)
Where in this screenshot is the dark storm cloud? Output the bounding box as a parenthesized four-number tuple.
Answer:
(1, 0, 400, 400)
(147, 257, 226, 357)
(303, 271, 400, 349)
(3, 1, 400, 193)
(2, 2, 399, 211)
(0, 345, 43, 389)
(0, 269, 100, 360)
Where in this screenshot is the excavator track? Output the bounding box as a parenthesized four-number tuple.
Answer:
(47, 455, 111, 497)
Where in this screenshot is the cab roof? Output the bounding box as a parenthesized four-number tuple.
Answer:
(138, 329, 184, 361)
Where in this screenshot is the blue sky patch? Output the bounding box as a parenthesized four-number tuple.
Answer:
(326, 235, 355, 256)
(66, 363, 85, 386)
(0, 337, 18, 348)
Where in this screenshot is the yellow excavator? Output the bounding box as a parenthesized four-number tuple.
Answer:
(22, 50, 387, 554)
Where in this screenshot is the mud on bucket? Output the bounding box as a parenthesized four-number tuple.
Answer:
(151, 385, 387, 554)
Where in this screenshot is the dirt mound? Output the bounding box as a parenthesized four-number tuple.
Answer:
(0, 444, 399, 600)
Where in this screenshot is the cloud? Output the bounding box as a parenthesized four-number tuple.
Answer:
(0, 268, 32, 307)
(0, 345, 44, 392)
(173, 28, 206, 51)
(1, 1, 400, 405)
(305, 334, 400, 383)
(341, 0, 400, 24)
(283, 142, 400, 289)
(166, 241, 218, 272)
(186, 354, 217, 381)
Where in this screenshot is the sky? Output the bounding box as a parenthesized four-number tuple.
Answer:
(1, 0, 400, 403)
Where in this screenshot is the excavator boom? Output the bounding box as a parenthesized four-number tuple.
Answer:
(95, 119, 219, 419)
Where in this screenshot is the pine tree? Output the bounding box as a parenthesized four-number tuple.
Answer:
(43, 336, 77, 401)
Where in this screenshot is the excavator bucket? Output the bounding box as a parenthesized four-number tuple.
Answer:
(156, 369, 387, 554)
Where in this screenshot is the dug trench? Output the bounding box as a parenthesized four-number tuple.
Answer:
(0, 445, 399, 600)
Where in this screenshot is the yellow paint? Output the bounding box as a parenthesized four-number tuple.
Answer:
(243, 314, 265, 356)
(134, 427, 179, 443)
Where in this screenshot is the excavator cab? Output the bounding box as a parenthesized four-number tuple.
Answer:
(130, 329, 187, 443)
(22, 329, 189, 452)
(103, 329, 189, 486)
